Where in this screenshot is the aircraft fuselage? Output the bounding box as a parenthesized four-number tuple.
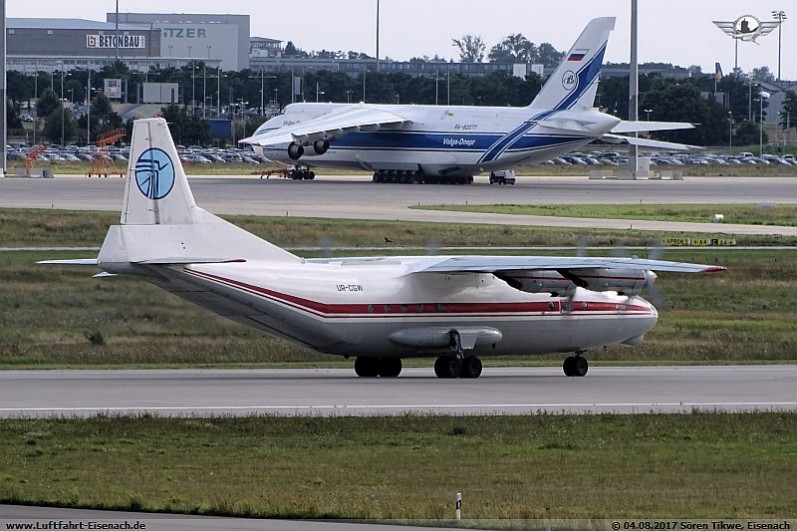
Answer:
(253, 103, 621, 177)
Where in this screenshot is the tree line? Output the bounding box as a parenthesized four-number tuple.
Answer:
(5, 59, 796, 148)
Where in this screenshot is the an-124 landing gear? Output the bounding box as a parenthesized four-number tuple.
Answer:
(289, 166, 316, 180)
(563, 353, 589, 377)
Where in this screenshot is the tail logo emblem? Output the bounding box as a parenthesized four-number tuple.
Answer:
(135, 148, 175, 200)
(562, 71, 578, 92)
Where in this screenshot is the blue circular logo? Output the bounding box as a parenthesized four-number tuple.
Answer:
(135, 148, 175, 200)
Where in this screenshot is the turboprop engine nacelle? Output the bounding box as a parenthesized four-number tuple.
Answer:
(502, 269, 650, 297)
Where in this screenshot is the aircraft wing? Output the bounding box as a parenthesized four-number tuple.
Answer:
(241, 105, 412, 146)
(407, 256, 725, 275)
(611, 121, 695, 134)
(601, 133, 699, 151)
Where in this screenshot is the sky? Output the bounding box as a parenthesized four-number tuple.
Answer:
(6, 0, 795, 80)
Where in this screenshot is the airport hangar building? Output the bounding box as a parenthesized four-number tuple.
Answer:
(6, 14, 252, 74)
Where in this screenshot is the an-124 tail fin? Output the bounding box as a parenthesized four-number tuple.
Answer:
(529, 17, 615, 112)
(98, 118, 300, 267)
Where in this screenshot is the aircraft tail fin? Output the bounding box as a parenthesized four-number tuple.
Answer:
(529, 17, 615, 112)
(99, 118, 300, 267)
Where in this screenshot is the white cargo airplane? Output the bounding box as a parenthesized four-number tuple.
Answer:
(241, 17, 692, 183)
(42, 118, 724, 379)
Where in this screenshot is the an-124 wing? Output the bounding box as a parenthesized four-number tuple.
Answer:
(241, 105, 411, 147)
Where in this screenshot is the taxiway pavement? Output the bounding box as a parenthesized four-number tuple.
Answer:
(0, 505, 460, 531)
(2, 175, 797, 235)
(1, 366, 795, 418)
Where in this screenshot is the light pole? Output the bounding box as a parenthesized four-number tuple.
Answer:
(188, 45, 194, 114)
(760, 89, 770, 157)
(346, 89, 353, 103)
(728, 111, 733, 155)
(250, 71, 276, 115)
(375, 0, 380, 73)
(772, 11, 787, 84)
(203, 46, 211, 118)
(60, 62, 64, 147)
(217, 69, 224, 117)
(86, 69, 90, 145)
(315, 82, 325, 103)
(643, 108, 653, 121)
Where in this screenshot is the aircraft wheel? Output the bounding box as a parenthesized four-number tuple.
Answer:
(563, 355, 589, 377)
(434, 356, 461, 379)
(460, 356, 483, 379)
(354, 357, 380, 378)
(378, 358, 402, 378)
(573, 356, 589, 377)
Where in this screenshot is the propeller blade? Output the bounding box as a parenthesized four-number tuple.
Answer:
(319, 236, 333, 259)
(644, 270, 668, 309)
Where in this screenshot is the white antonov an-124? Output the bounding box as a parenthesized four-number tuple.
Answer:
(42, 118, 725, 379)
(241, 17, 694, 184)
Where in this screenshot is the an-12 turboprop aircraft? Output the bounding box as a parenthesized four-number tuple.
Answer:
(42, 118, 725, 379)
(241, 17, 693, 184)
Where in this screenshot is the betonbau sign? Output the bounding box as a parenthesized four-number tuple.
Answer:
(87, 35, 147, 49)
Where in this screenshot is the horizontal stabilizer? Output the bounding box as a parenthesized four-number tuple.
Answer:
(37, 259, 99, 266)
(602, 133, 700, 151)
(611, 121, 695, 134)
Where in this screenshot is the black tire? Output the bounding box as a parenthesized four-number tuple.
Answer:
(573, 356, 589, 377)
(434, 356, 461, 379)
(378, 358, 402, 378)
(354, 357, 379, 378)
(563, 356, 576, 377)
(461, 357, 483, 379)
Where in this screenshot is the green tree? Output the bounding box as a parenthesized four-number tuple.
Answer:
(452, 35, 486, 63)
(536, 43, 565, 68)
(780, 91, 797, 131)
(750, 66, 775, 84)
(43, 106, 78, 145)
(161, 104, 211, 146)
(36, 89, 61, 120)
(7, 99, 22, 130)
(77, 93, 123, 142)
(488, 34, 537, 64)
(734, 120, 767, 146)
(64, 79, 85, 105)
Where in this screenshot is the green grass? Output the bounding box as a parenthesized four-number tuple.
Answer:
(1, 414, 795, 519)
(414, 204, 797, 227)
(2, 208, 797, 249)
(10, 159, 797, 177)
(2, 248, 797, 368)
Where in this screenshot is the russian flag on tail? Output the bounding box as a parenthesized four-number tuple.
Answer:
(568, 49, 589, 62)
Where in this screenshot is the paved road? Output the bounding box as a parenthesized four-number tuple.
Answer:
(0, 505, 461, 531)
(2, 175, 797, 235)
(1, 366, 795, 418)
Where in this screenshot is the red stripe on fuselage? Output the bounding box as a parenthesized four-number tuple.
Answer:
(184, 269, 654, 319)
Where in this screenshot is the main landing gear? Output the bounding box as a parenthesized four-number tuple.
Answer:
(286, 166, 315, 180)
(354, 357, 402, 378)
(433, 355, 483, 379)
(563, 353, 589, 377)
(433, 329, 483, 379)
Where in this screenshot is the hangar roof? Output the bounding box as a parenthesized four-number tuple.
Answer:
(9, 18, 150, 31)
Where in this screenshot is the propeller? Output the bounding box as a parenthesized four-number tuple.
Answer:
(319, 236, 333, 259)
